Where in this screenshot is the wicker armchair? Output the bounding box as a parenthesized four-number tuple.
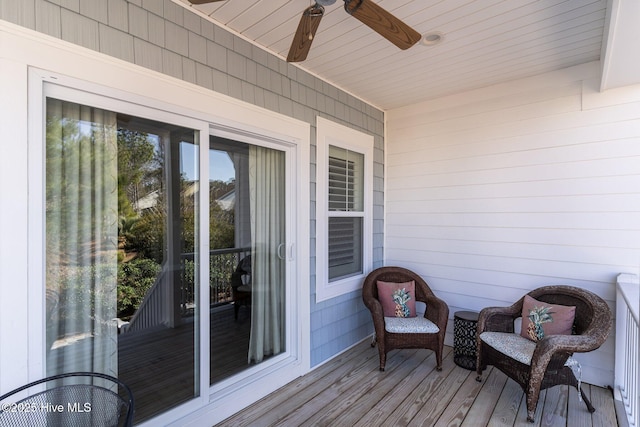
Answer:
(362, 266, 449, 371)
(475, 285, 612, 422)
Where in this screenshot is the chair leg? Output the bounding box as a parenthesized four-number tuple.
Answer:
(379, 351, 386, 371)
(526, 387, 542, 423)
(475, 348, 485, 381)
(580, 387, 596, 413)
(475, 365, 483, 382)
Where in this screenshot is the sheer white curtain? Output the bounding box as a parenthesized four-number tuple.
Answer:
(45, 99, 119, 377)
(247, 146, 286, 363)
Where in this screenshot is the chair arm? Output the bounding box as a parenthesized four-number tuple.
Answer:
(533, 333, 605, 359)
(423, 295, 449, 331)
(527, 333, 605, 384)
(363, 296, 386, 338)
(525, 335, 580, 391)
(477, 303, 522, 335)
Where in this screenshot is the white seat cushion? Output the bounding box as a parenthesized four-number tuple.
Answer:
(384, 316, 440, 334)
(480, 332, 578, 367)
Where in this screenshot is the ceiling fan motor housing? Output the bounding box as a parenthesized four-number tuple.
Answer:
(316, 0, 337, 6)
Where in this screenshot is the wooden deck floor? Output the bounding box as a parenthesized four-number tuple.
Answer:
(219, 339, 618, 427)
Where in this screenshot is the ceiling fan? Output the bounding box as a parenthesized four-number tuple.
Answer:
(188, 0, 422, 63)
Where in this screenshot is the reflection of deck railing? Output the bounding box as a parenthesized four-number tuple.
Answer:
(121, 266, 169, 334)
(615, 273, 639, 427)
(180, 247, 251, 315)
(123, 247, 250, 333)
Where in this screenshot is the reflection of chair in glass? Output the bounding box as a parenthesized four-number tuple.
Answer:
(362, 266, 449, 371)
(476, 285, 612, 422)
(0, 371, 134, 427)
(231, 255, 251, 320)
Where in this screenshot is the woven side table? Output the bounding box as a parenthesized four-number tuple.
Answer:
(453, 310, 479, 370)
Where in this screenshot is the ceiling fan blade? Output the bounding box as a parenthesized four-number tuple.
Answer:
(189, 0, 226, 4)
(344, 0, 421, 50)
(287, 4, 325, 63)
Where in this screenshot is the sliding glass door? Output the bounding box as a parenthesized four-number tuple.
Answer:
(208, 136, 287, 385)
(42, 89, 301, 424)
(45, 97, 200, 422)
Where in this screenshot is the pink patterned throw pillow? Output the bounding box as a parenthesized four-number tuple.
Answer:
(376, 280, 417, 318)
(520, 294, 576, 342)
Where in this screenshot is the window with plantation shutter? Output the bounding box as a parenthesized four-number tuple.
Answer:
(316, 117, 373, 302)
(328, 153, 358, 211)
(328, 217, 363, 280)
(327, 147, 364, 281)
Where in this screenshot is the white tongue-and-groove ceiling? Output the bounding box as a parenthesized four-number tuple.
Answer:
(177, 0, 609, 110)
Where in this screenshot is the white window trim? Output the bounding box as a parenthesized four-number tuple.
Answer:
(316, 117, 373, 302)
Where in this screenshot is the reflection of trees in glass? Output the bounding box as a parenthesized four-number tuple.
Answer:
(210, 179, 235, 249)
(115, 131, 237, 316)
(117, 258, 160, 318)
(116, 128, 162, 317)
(118, 129, 156, 218)
(116, 128, 159, 255)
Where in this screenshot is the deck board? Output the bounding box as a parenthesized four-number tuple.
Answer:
(489, 376, 523, 426)
(567, 386, 591, 427)
(220, 339, 619, 427)
(329, 349, 438, 427)
(433, 365, 489, 427)
(361, 348, 448, 426)
(461, 368, 508, 426)
(283, 349, 419, 427)
(590, 385, 618, 427)
(539, 385, 568, 427)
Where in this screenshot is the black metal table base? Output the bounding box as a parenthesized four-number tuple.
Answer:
(453, 310, 479, 370)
